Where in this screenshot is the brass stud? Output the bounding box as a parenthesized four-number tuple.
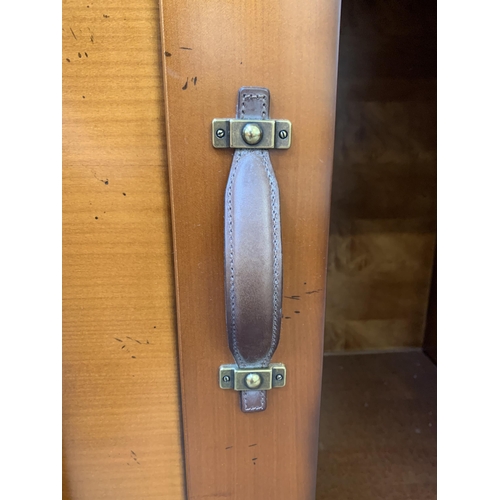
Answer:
(241, 123, 263, 145)
(245, 373, 262, 389)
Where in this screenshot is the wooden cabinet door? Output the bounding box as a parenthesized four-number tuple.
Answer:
(159, 1, 341, 499)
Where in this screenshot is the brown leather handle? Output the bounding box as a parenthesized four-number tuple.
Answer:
(224, 88, 283, 413)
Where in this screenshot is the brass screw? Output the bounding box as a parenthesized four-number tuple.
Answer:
(216, 128, 226, 138)
(278, 130, 288, 140)
(245, 373, 262, 389)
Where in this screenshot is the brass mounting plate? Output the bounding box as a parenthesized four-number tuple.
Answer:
(219, 363, 286, 391)
(212, 119, 292, 149)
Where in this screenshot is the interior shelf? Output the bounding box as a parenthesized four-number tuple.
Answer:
(317, 351, 437, 499)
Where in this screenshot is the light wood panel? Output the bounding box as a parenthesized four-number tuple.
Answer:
(317, 352, 437, 499)
(62, 0, 184, 498)
(159, 1, 341, 499)
(325, 0, 437, 351)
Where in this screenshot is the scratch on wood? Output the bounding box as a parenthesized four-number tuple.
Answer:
(180, 47, 192, 50)
(70, 27, 77, 40)
(284, 295, 300, 300)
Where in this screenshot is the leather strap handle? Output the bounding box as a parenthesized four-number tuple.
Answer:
(224, 88, 283, 413)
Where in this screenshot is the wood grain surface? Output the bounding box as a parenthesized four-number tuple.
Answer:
(63, 0, 436, 497)
(317, 351, 437, 499)
(62, 1, 185, 498)
(159, 1, 341, 499)
(325, 0, 437, 352)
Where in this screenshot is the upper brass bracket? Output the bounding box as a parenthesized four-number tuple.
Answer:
(212, 118, 292, 149)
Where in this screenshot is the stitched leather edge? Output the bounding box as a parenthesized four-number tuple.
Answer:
(226, 150, 243, 367)
(242, 390, 266, 412)
(240, 92, 268, 119)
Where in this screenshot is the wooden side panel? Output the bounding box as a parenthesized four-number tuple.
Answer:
(423, 252, 437, 364)
(324, 0, 437, 351)
(159, 1, 341, 499)
(62, 1, 184, 498)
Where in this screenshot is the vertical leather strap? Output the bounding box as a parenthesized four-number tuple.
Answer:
(224, 88, 283, 413)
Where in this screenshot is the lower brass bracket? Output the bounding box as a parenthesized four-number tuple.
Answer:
(219, 364, 286, 391)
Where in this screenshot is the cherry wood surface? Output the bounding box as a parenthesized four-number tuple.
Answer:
(159, 1, 341, 498)
(62, 1, 437, 498)
(63, 1, 184, 498)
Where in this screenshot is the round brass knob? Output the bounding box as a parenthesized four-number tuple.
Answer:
(241, 123, 263, 145)
(245, 373, 262, 389)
